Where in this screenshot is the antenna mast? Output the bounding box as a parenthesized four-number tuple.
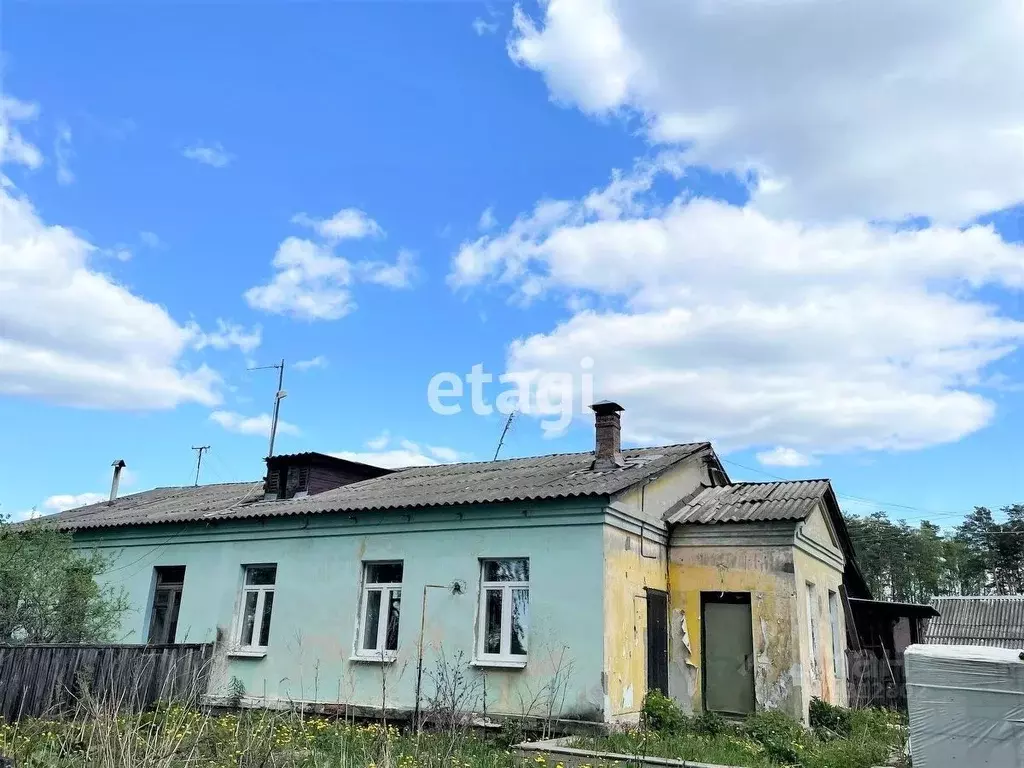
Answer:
(493, 410, 517, 461)
(248, 359, 287, 458)
(191, 445, 210, 486)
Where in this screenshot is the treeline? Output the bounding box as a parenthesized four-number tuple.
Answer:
(845, 505, 1024, 604)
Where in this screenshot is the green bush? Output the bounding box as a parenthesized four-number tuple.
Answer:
(692, 710, 729, 737)
(743, 709, 808, 764)
(809, 697, 852, 738)
(641, 690, 686, 733)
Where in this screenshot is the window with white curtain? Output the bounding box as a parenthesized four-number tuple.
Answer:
(477, 558, 529, 665)
(356, 562, 403, 659)
(236, 565, 277, 649)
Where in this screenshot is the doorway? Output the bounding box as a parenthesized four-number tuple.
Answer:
(646, 588, 669, 695)
(701, 592, 755, 715)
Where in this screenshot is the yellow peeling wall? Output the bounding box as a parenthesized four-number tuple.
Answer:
(602, 525, 668, 723)
(668, 539, 805, 720)
(792, 507, 848, 716)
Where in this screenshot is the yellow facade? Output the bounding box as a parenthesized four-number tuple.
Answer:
(668, 539, 804, 718)
(602, 525, 668, 722)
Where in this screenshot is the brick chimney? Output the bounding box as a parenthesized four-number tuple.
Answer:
(590, 401, 625, 470)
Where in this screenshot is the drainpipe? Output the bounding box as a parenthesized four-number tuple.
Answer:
(108, 459, 126, 505)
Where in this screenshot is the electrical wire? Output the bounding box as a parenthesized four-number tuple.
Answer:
(97, 480, 265, 578)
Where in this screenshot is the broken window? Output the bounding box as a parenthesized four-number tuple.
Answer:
(477, 558, 529, 664)
(357, 562, 403, 659)
(147, 566, 185, 644)
(236, 565, 277, 649)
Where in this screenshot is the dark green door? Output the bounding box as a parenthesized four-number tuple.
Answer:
(701, 592, 755, 715)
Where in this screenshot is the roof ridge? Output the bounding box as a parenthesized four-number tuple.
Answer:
(387, 441, 711, 471)
(725, 478, 832, 486)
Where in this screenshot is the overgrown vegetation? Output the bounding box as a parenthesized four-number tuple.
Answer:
(0, 515, 129, 643)
(0, 704, 518, 768)
(573, 691, 907, 768)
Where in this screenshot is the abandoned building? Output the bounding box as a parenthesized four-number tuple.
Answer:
(43, 403, 876, 724)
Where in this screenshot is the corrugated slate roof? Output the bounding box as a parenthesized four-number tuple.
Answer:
(927, 596, 1024, 649)
(43, 443, 709, 532)
(665, 479, 831, 524)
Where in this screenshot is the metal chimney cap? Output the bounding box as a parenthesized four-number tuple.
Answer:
(111, 459, 126, 468)
(590, 401, 625, 414)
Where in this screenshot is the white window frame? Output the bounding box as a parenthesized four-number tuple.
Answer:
(828, 590, 843, 678)
(355, 562, 403, 661)
(806, 581, 819, 678)
(476, 558, 529, 667)
(234, 565, 277, 651)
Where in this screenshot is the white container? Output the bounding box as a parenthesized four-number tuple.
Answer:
(905, 644, 1024, 767)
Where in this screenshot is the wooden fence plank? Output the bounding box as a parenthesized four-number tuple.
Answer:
(0, 644, 214, 721)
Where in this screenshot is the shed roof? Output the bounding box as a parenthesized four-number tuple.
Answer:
(665, 479, 831, 524)
(42, 443, 709, 532)
(927, 596, 1024, 649)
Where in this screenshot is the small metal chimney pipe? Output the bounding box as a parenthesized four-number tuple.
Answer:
(590, 401, 625, 470)
(108, 459, 126, 505)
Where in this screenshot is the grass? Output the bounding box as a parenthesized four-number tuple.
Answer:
(0, 697, 907, 768)
(572, 703, 908, 768)
(0, 705, 521, 768)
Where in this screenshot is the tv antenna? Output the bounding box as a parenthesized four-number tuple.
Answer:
(493, 409, 517, 461)
(191, 445, 210, 486)
(248, 359, 287, 458)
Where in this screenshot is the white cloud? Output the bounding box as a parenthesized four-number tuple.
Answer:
(0, 95, 43, 169)
(102, 245, 133, 262)
(292, 208, 383, 242)
(42, 492, 106, 513)
(756, 447, 816, 468)
(209, 410, 300, 437)
(189, 319, 262, 354)
(246, 213, 414, 320)
(0, 181, 221, 410)
(366, 431, 390, 451)
(245, 237, 355, 320)
(509, 0, 1024, 224)
(294, 355, 328, 371)
(453, 162, 1024, 458)
(54, 122, 74, 185)
(334, 434, 463, 468)
(182, 141, 233, 168)
(473, 17, 499, 36)
(357, 249, 416, 288)
(139, 231, 165, 249)
(478, 206, 497, 231)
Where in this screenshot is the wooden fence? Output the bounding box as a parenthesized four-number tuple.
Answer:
(0, 643, 215, 721)
(846, 650, 907, 710)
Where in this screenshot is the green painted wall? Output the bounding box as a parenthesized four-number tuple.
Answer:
(74, 500, 607, 720)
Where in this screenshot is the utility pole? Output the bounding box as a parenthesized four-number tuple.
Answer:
(248, 359, 287, 458)
(191, 446, 210, 486)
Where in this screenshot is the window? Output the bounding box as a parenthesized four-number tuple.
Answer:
(265, 464, 311, 500)
(148, 566, 185, 644)
(477, 558, 529, 665)
(236, 565, 277, 649)
(828, 590, 843, 677)
(356, 562, 403, 659)
(806, 582, 819, 677)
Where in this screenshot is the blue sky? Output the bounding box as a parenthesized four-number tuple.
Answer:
(2, 1, 1023, 530)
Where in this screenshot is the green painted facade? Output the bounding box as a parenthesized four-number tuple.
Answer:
(75, 500, 608, 721)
